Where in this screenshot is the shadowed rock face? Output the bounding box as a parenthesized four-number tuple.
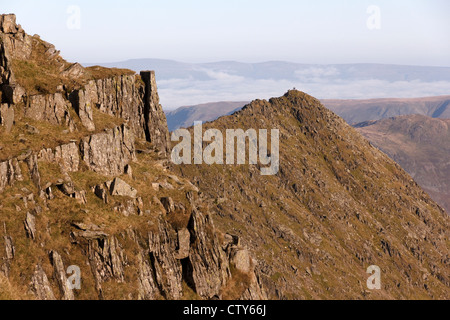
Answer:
(0, 103, 14, 133)
(356, 114, 450, 214)
(141, 71, 170, 155)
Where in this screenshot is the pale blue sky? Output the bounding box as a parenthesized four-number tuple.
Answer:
(1, 0, 449, 66)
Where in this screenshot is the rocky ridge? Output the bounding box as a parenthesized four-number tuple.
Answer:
(174, 91, 449, 300)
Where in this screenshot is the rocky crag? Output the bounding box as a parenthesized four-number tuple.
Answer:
(0, 14, 265, 300)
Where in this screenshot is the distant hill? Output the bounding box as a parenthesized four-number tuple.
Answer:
(166, 101, 248, 131)
(356, 115, 450, 213)
(323, 96, 450, 125)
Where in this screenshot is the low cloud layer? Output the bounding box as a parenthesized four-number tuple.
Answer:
(87, 59, 450, 110)
(159, 75, 450, 110)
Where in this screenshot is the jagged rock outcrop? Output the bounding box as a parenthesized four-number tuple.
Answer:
(0, 158, 22, 193)
(0, 14, 32, 61)
(185, 209, 231, 299)
(71, 223, 108, 242)
(49, 251, 75, 300)
(148, 218, 183, 300)
(137, 250, 160, 300)
(25, 93, 76, 131)
(110, 178, 138, 198)
(56, 179, 87, 204)
(1, 14, 67, 105)
(77, 76, 145, 135)
(0, 15, 19, 90)
(88, 236, 125, 299)
(80, 124, 136, 176)
(61, 63, 85, 79)
(38, 142, 80, 173)
(26, 154, 41, 191)
(69, 89, 95, 131)
(93, 184, 109, 204)
(4, 235, 14, 262)
(0, 14, 20, 35)
(114, 199, 141, 217)
(1, 227, 15, 277)
(73, 73, 170, 154)
(29, 265, 56, 300)
(0, 103, 14, 133)
(160, 197, 175, 214)
(1, 14, 170, 157)
(24, 212, 36, 240)
(175, 228, 190, 260)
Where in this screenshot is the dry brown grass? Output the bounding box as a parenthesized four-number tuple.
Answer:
(167, 210, 191, 231)
(181, 281, 201, 300)
(220, 265, 252, 300)
(11, 37, 81, 95)
(0, 274, 31, 300)
(10, 36, 136, 96)
(85, 66, 136, 80)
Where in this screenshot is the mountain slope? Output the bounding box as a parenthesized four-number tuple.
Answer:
(166, 101, 248, 131)
(173, 90, 450, 300)
(323, 96, 450, 125)
(356, 115, 450, 213)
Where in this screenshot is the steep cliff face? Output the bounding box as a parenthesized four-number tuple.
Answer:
(80, 124, 136, 177)
(0, 14, 265, 300)
(69, 72, 170, 155)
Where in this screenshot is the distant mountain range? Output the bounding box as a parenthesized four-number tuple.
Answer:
(356, 115, 450, 213)
(166, 101, 247, 131)
(165, 96, 450, 131)
(84, 59, 450, 109)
